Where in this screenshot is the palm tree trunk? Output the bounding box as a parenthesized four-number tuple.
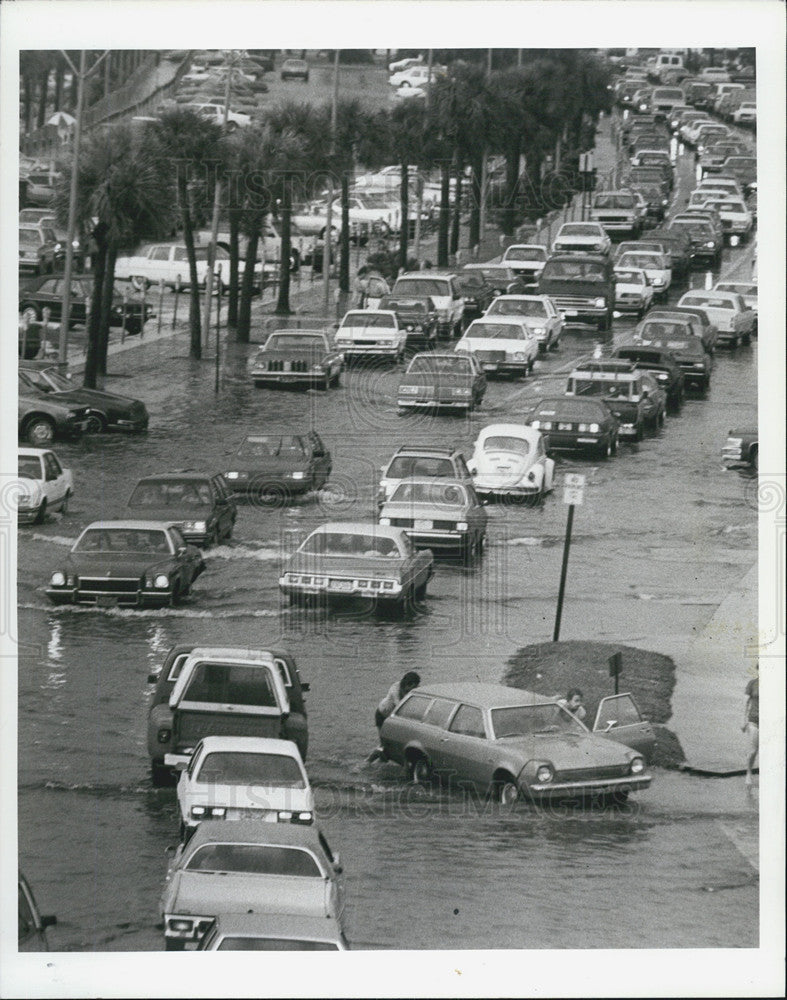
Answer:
(23, 71, 33, 134)
(469, 151, 482, 249)
(502, 137, 521, 238)
(97, 246, 117, 376)
(437, 161, 450, 267)
(237, 216, 261, 343)
(54, 62, 64, 111)
(450, 157, 462, 255)
(227, 208, 240, 328)
(83, 237, 107, 389)
(398, 161, 409, 268)
(339, 173, 350, 293)
(178, 175, 202, 359)
(37, 66, 50, 129)
(275, 192, 293, 315)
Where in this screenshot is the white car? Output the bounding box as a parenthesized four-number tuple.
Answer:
(389, 64, 440, 89)
(696, 176, 744, 200)
(455, 316, 539, 376)
(176, 737, 314, 841)
(115, 242, 261, 291)
(17, 447, 73, 524)
(616, 250, 671, 299)
(181, 102, 251, 130)
(714, 280, 757, 326)
(388, 54, 423, 74)
(614, 267, 654, 317)
(732, 102, 756, 125)
(551, 222, 611, 256)
(677, 290, 756, 347)
(697, 197, 753, 244)
(197, 912, 349, 951)
(334, 309, 406, 361)
(500, 244, 548, 285)
(468, 424, 555, 502)
(484, 294, 563, 352)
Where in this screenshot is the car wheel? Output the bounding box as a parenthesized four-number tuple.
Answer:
(610, 434, 618, 456)
(330, 368, 341, 387)
(322, 372, 331, 391)
(657, 408, 666, 429)
(20, 304, 41, 325)
(33, 499, 47, 525)
(409, 755, 431, 785)
(528, 357, 535, 375)
(598, 439, 612, 460)
(750, 445, 758, 473)
(25, 416, 55, 446)
(60, 489, 71, 515)
(494, 775, 520, 805)
(289, 249, 301, 273)
(205, 526, 218, 547)
(85, 411, 108, 434)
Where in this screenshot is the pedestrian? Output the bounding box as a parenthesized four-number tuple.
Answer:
(367, 671, 421, 763)
(742, 666, 759, 787)
(558, 688, 587, 722)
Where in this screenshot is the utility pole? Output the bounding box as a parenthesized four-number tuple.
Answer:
(323, 49, 340, 317)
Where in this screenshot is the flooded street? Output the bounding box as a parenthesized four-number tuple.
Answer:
(17, 226, 758, 949)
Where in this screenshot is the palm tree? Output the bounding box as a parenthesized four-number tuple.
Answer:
(387, 100, 428, 269)
(151, 109, 222, 358)
(333, 99, 368, 298)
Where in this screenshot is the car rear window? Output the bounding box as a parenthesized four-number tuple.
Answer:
(394, 694, 432, 721)
(465, 322, 527, 340)
(195, 751, 305, 787)
(186, 844, 321, 877)
(264, 334, 327, 350)
(299, 532, 401, 558)
(182, 663, 279, 707)
(540, 261, 606, 281)
(390, 482, 467, 506)
(217, 938, 338, 951)
(533, 399, 606, 421)
(129, 479, 212, 506)
(393, 278, 450, 298)
(18, 456, 42, 479)
(487, 299, 547, 318)
(341, 312, 395, 328)
(238, 436, 305, 457)
(482, 435, 530, 455)
(386, 456, 455, 479)
(504, 246, 546, 261)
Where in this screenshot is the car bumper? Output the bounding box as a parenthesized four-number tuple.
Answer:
(45, 588, 172, 606)
(251, 372, 328, 385)
(478, 361, 532, 375)
(225, 476, 311, 494)
(474, 481, 541, 497)
(540, 431, 605, 451)
(398, 398, 473, 409)
(342, 345, 401, 357)
(615, 297, 647, 311)
(401, 529, 469, 548)
(528, 773, 652, 797)
(280, 578, 404, 599)
(17, 508, 43, 525)
(714, 329, 739, 345)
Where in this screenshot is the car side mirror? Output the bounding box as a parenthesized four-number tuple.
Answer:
(301, 682, 310, 693)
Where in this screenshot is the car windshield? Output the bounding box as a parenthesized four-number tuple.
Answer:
(186, 844, 321, 877)
(619, 254, 663, 269)
(18, 456, 42, 479)
(394, 279, 449, 297)
(572, 378, 633, 399)
(73, 528, 171, 553)
(615, 269, 645, 284)
(559, 224, 600, 236)
(454, 275, 484, 292)
(670, 220, 712, 236)
(195, 751, 305, 787)
(482, 435, 530, 455)
(19, 230, 40, 247)
(681, 296, 734, 310)
(389, 482, 467, 506)
(487, 299, 547, 318)
(490, 703, 587, 738)
(465, 322, 526, 340)
(237, 435, 305, 457)
(407, 356, 471, 375)
(299, 531, 402, 558)
(386, 456, 455, 479)
(128, 479, 212, 506)
(640, 335, 701, 352)
(594, 194, 635, 208)
(639, 321, 692, 339)
(341, 312, 395, 328)
(504, 246, 546, 261)
(26, 367, 72, 393)
(541, 261, 606, 281)
(264, 335, 327, 351)
(534, 399, 606, 421)
(725, 157, 755, 169)
(716, 283, 756, 297)
(471, 268, 511, 282)
(216, 937, 338, 951)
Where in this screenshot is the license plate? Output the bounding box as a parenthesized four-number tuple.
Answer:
(483, 363, 498, 371)
(329, 580, 353, 592)
(96, 594, 118, 607)
(414, 519, 432, 530)
(558, 422, 573, 431)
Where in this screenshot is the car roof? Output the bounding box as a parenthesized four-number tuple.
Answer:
(186, 818, 324, 851)
(414, 682, 555, 708)
(535, 396, 606, 409)
(193, 736, 301, 756)
(409, 351, 468, 361)
(571, 360, 638, 375)
(503, 244, 546, 252)
(466, 315, 528, 327)
(267, 329, 327, 337)
(388, 477, 469, 491)
(307, 521, 408, 540)
(489, 294, 549, 302)
(393, 445, 459, 456)
(397, 270, 457, 280)
(208, 912, 343, 940)
(477, 422, 539, 441)
(342, 309, 398, 318)
(185, 647, 278, 665)
(135, 472, 215, 482)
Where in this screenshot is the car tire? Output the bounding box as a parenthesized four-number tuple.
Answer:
(25, 416, 55, 446)
(658, 409, 666, 429)
(85, 411, 108, 434)
(634, 420, 644, 443)
(598, 439, 612, 460)
(169, 581, 181, 607)
(290, 249, 301, 273)
(330, 368, 341, 387)
(493, 775, 520, 805)
(750, 445, 758, 473)
(409, 755, 431, 785)
(34, 499, 47, 525)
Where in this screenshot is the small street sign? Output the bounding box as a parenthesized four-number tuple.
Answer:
(564, 474, 586, 487)
(563, 487, 584, 505)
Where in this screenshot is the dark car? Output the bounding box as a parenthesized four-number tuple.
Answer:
(146, 644, 310, 784)
(721, 155, 756, 194)
(634, 321, 713, 391)
(451, 272, 494, 321)
(667, 217, 722, 266)
(612, 345, 685, 411)
(19, 363, 149, 434)
(18, 873, 57, 952)
(45, 520, 205, 607)
(527, 396, 619, 459)
(19, 274, 153, 336)
(566, 361, 653, 442)
(18, 225, 61, 276)
(249, 331, 344, 389)
(18, 372, 90, 445)
(378, 295, 439, 345)
(126, 472, 237, 546)
(647, 306, 719, 354)
(537, 253, 615, 331)
(397, 352, 487, 413)
(281, 58, 309, 81)
(463, 264, 528, 298)
(644, 227, 692, 280)
(223, 432, 332, 500)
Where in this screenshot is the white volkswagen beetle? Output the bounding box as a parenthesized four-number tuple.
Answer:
(468, 424, 555, 502)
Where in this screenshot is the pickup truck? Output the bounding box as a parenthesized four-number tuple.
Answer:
(537, 253, 615, 332)
(115, 243, 262, 291)
(146, 646, 309, 785)
(590, 191, 642, 238)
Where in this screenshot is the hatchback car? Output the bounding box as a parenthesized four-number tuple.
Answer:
(197, 912, 349, 951)
(455, 316, 539, 376)
(380, 682, 653, 803)
(17, 447, 73, 524)
(552, 222, 611, 255)
(377, 445, 473, 506)
(468, 424, 555, 500)
(483, 294, 563, 352)
(126, 472, 236, 546)
(527, 397, 619, 459)
(18, 373, 90, 446)
(379, 479, 487, 555)
(223, 432, 331, 501)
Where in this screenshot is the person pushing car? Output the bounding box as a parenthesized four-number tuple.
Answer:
(367, 672, 421, 763)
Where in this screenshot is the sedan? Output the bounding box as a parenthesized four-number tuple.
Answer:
(633, 324, 713, 391)
(380, 682, 653, 803)
(468, 424, 555, 501)
(249, 331, 343, 389)
(379, 479, 487, 555)
(676, 291, 756, 347)
(499, 244, 548, 288)
(461, 263, 528, 297)
(223, 432, 331, 500)
(19, 363, 149, 434)
(552, 222, 612, 256)
(126, 472, 237, 546)
(45, 521, 205, 607)
(16, 447, 73, 524)
(527, 397, 619, 459)
(334, 309, 406, 361)
(18, 373, 89, 446)
(483, 294, 563, 352)
(616, 251, 671, 299)
(19, 274, 152, 336)
(397, 352, 486, 413)
(279, 522, 434, 606)
(160, 821, 344, 949)
(455, 317, 538, 376)
(451, 273, 493, 322)
(197, 913, 349, 951)
(378, 294, 438, 344)
(612, 344, 684, 412)
(280, 58, 309, 82)
(176, 737, 314, 842)
(714, 281, 757, 332)
(613, 267, 654, 317)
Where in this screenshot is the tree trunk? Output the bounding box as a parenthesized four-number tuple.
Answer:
(502, 137, 521, 238)
(398, 160, 409, 268)
(97, 245, 117, 376)
(54, 63, 64, 111)
(178, 175, 202, 359)
(83, 237, 107, 389)
(227, 208, 240, 327)
(437, 160, 450, 267)
(37, 66, 50, 129)
(23, 71, 33, 134)
(275, 189, 293, 315)
(237, 216, 261, 343)
(469, 151, 482, 249)
(339, 173, 350, 293)
(450, 157, 462, 255)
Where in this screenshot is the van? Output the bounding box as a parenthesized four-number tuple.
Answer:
(651, 86, 686, 118)
(390, 271, 464, 337)
(654, 54, 687, 84)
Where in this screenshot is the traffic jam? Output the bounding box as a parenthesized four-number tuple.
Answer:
(14, 47, 760, 955)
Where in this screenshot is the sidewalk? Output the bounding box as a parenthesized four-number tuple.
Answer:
(669, 563, 758, 775)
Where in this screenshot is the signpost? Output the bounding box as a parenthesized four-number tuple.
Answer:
(579, 152, 594, 222)
(608, 651, 623, 694)
(553, 473, 585, 641)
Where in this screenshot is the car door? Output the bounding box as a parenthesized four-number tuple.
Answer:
(592, 693, 656, 760)
(418, 697, 460, 770)
(42, 451, 67, 507)
(439, 703, 493, 794)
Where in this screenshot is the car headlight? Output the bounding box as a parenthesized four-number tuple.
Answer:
(661, 198, 669, 206)
(536, 764, 554, 783)
(629, 756, 645, 774)
(594, 298, 606, 308)
(311, 364, 325, 373)
(182, 520, 206, 532)
(656, 373, 668, 381)
(455, 521, 468, 531)
(511, 352, 526, 361)
(413, 324, 423, 331)
(154, 574, 169, 589)
(531, 327, 545, 335)
(50, 571, 66, 586)
(452, 387, 471, 397)
(530, 419, 541, 429)
(705, 241, 715, 248)
(379, 517, 391, 525)
(399, 385, 418, 394)
(652, 278, 664, 285)
(54, 242, 63, 252)
(289, 471, 306, 480)
(225, 471, 239, 479)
